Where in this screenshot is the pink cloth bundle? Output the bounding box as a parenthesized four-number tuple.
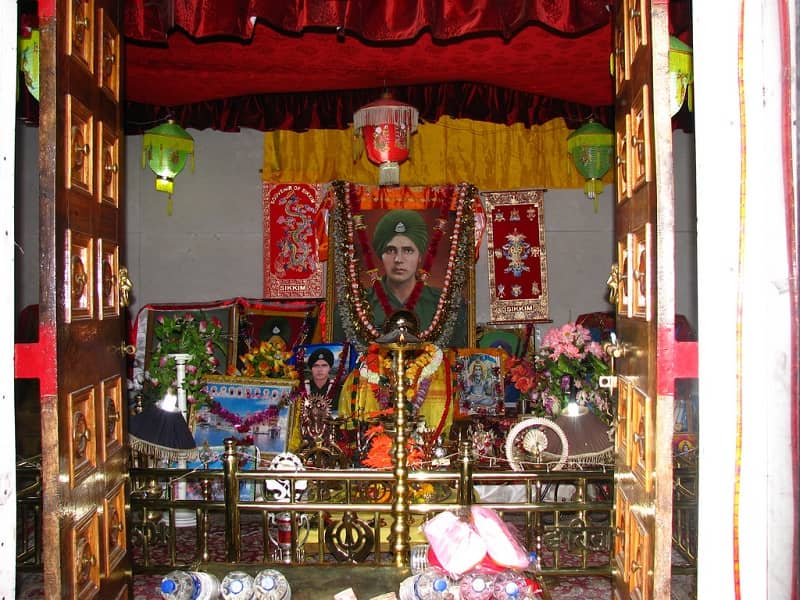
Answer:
(422, 506, 530, 576)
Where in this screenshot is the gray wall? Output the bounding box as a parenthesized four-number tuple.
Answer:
(15, 125, 697, 339)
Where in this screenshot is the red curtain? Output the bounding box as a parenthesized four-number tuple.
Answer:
(124, 0, 611, 42)
(125, 82, 614, 135)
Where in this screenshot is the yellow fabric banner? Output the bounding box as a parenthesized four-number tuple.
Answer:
(263, 116, 612, 190)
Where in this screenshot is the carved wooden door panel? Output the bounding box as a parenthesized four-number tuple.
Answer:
(37, 1, 130, 597)
(611, 1, 677, 599)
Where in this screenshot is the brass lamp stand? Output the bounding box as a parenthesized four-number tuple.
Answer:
(375, 310, 422, 568)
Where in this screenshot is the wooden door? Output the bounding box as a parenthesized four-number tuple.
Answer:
(610, 0, 680, 598)
(37, 1, 130, 597)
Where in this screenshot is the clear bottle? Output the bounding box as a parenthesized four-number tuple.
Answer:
(409, 543, 430, 575)
(492, 570, 531, 600)
(528, 551, 542, 573)
(221, 570, 255, 600)
(458, 569, 495, 600)
(160, 570, 195, 600)
(191, 572, 221, 600)
(160, 570, 220, 600)
(253, 568, 291, 600)
(413, 566, 456, 599)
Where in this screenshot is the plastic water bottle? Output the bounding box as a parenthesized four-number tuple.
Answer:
(160, 570, 195, 600)
(221, 571, 255, 600)
(160, 570, 220, 600)
(413, 566, 456, 599)
(409, 544, 430, 575)
(458, 569, 495, 600)
(253, 568, 291, 600)
(528, 551, 542, 573)
(492, 570, 531, 600)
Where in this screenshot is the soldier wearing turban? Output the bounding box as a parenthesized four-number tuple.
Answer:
(332, 209, 466, 347)
(305, 346, 341, 413)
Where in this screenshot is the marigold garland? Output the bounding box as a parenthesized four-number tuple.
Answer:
(357, 343, 442, 414)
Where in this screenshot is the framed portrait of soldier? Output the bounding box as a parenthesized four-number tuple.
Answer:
(325, 181, 480, 352)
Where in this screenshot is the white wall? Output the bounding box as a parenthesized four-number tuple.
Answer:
(16, 126, 697, 338)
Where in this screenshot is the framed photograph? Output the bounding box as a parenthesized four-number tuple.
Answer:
(195, 375, 298, 458)
(293, 343, 356, 378)
(326, 182, 478, 350)
(131, 300, 239, 402)
(452, 348, 506, 417)
(235, 299, 321, 366)
(477, 326, 533, 358)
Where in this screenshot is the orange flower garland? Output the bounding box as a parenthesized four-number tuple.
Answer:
(358, 343, 442, 413)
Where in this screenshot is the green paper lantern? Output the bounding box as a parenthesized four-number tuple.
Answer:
(566, 120, 613, 212)
(142, 120, 195, 215)
(669, 36, 694, 117)
(18, 29, 40, 101)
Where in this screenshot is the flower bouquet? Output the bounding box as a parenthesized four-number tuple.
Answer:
(507, 322, 612, 424)
(143, 312, 227, 409)
(228, 340, 299, 380)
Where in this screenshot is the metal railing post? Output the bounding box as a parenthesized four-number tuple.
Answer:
(223, 438, 241, 562)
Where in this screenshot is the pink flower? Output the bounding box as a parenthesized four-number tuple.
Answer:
(198, 320, 208, 333)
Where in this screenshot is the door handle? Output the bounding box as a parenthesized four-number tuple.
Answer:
(116, 342, 136, 357)
(118, 266, 133, 307)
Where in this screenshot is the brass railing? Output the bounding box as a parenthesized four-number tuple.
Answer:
(128, 442, 616, 577)
(672, 451, 698, 576)
(15, 456, 43, 570)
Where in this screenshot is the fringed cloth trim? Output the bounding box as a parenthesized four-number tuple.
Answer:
(129, 435, 198, 462)
(541, 446, 615, 467)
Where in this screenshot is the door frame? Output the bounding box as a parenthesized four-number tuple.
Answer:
(1, 6, 19, 598)
(694, 2, 799, 598)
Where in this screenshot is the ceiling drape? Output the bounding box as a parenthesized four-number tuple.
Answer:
(125, 83, 613, 135)
(124, 0, 611, 42)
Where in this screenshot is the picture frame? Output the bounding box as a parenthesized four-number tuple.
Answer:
(477, 326, 533, 358)
(326, 182, 478, 349)
(292, 342, 356, 380)
(452, 348, 506, 418)
(195, 375, 298, 458)
(131, 300, 239, 399)
(235, 300, 321, 368)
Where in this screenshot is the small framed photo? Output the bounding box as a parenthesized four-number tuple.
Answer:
(235, 300, 321, 362)
(453, 348, 506, 417)
(196, 375, 298, 458)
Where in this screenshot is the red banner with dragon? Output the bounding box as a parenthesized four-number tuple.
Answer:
(484, 189, 550, 323)
(263, 183, 326, 298)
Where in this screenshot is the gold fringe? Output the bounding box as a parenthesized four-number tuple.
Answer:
(129, 435, 198, 462)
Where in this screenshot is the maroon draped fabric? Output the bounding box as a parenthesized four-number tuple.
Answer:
(124, 0, 611, 42)
(19, 1, 693, 132)
(125, 82, 614, 134)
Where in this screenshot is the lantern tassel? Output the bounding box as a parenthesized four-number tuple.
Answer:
(378, 162, 400, 186)
(167, 193, 173, 216)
